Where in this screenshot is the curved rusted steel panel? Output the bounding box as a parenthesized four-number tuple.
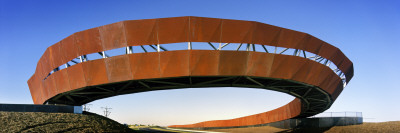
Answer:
(105, 55, 133, 83)
(82, 59, 109, 86)
(129, 52, 161, 80)
(75, 27, 103, 56)
(48, 43, 65, 69)
(99, 21, 127, 51)
(158, 17, 190, 44)
(60, 35, 79, 65)
(170, 98, 302, 128)
(159, 50, 190, 78)
(30, 16, 354, 83)
(53, 69, 70, 94)
(190, 17, 222, 43)
(189, 50, 220, 76)
(27, 16, 353, 128)
(66, 63, 86, 93)
(124, 19, 158, 46)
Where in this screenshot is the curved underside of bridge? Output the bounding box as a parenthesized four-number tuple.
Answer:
(28, 16, 353, 128)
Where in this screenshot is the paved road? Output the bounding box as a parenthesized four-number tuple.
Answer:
(138, 128, 178, 133)
(138, 127, 224, 133)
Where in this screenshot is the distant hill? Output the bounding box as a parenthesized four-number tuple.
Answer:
(0, 111, 135, 133)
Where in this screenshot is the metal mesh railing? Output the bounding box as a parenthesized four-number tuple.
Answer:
(311, 112, 362, 118)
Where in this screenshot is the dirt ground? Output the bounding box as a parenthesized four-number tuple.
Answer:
(206, 121, 400, 133)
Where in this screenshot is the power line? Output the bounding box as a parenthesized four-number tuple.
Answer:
(83, 104, 92, 111)
(101, 106, 112, 117)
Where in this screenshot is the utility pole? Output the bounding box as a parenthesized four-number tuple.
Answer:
(83, 104, 92, 112)
(101, 106, 112, 117)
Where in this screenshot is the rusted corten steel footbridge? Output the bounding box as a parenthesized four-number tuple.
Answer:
(28, 16, 353, 128)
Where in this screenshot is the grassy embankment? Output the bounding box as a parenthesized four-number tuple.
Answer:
(0, 111, 135, 133)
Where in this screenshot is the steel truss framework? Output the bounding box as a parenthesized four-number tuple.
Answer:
(47, 76, 331, 118)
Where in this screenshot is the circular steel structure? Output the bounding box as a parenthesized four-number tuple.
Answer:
(28, 16, 353, 128)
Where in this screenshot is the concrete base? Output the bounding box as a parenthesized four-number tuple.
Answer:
(0, 103, 82, 114)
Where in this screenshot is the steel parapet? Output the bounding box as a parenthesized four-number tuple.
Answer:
(27, 16, 353, 128)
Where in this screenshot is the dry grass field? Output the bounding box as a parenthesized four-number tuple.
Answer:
(0, 111, 135, 133)
(206, 121, 400, 133)
(325, 121, 400, 133)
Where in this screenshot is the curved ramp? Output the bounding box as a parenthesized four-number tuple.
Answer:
(27, 16, 353, 128)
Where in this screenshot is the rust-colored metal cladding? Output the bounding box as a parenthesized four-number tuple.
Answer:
(82, 59, 109, 86)
(326, 78, 343, 96)
(218, 51, 248, 76)
(105, 55, 133, 83)
(317, 42, 339, 61)
(75, 27, 103, 55)
(53, 69, 71, 94)
(189, 50, 220, 76)
(66, 63, 86, 92)
(318, 69, 338, 93)
(28, 16, 353, 128)
(290, 60, 313, 82)
(124, 19, 158, 46)
(36, 83, 45, 104)
(159, 50, 190, 78)
(27, 75, 38, 104)
(313, 66, 334, 89)
(99, 21, 127, 51)
(305, 61, 326, 86)
(333, 50, 355, 83)
(49, 43, 65, 69)
(330, 49, 345, 67)
(158, 17, 190, 44)
(34, 62, 45, 85)
(129, 52, 161, 80)
(44, 74, 58, 98)
(46, 48, 57, 71)
(316, 66, 337, 86)
(221, 19, 255, 43)
(332, 84, 344, 100)
(269, 55, 306, 80)
(302, 35, 324, 55)
(40, 80, 49, 103)
(252, 22, 281, 45)
(285, 103, 291, 119)
(343, 61, 354, 83)
(39, 49, 52, 79)
(190, 17, 222, 42)
(246, 51, 274, 77)
(276, 29, 308, 49)
(170, 98, 303, 128)
(60, 35, 79, 64)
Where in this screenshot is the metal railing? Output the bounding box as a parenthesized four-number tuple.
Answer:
(311, 112, 362, 118)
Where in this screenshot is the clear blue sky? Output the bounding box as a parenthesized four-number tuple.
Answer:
(0, 0, 399, 126)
